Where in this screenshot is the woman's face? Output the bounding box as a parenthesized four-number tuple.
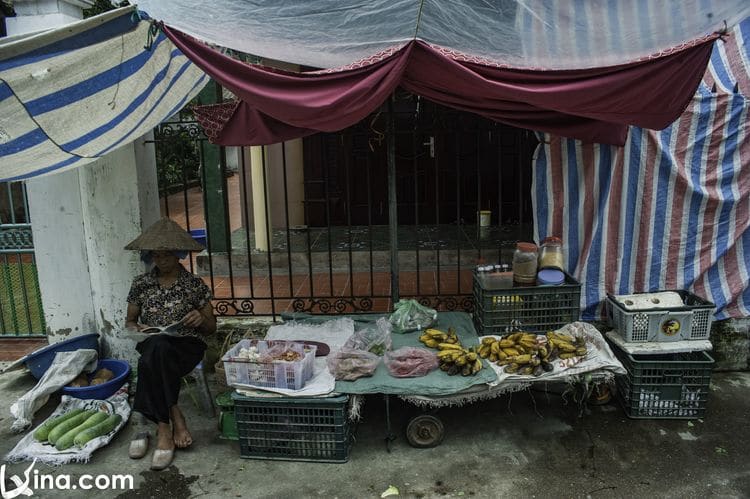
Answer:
(151, 250, 180, 272)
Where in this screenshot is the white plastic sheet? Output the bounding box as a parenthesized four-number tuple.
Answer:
(135, 0, 750, 69)
(9, 350, 98, 433)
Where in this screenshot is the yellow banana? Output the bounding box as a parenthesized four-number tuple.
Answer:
(499, 339, 515, 348)
(490, 342, 501, 355)
(424, 339, 439, 348)
(438, 343, 463, 351)
(504, 363, 520, 374)
(556, 341, 577, 353)
(481, 337, 496, 346)
(519, 338, 538, 349)
(471, 358, 482, 374)
(502, 347, 521, 357)
(511, 354, 532, 364)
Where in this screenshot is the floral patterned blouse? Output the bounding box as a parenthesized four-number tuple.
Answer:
(127, 266, 212, 341)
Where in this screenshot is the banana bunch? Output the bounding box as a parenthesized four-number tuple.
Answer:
(418, 328, 483, 376)
(436, 343, 483, 376)
(546, 331, 588, 360)
(478, 331, 588, 376)
(418, 327, 459, 348)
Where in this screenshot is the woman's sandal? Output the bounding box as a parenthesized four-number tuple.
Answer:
(150, 448, 174, 471)
(128, 431, 150, 459)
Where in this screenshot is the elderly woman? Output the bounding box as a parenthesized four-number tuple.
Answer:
(124, 218, 216, 470)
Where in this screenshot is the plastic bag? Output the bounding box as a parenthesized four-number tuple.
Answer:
(343, 317, 392, 355)
(326, 347, 380, 381)
(389, 299, 437, 333)
(384, 347, 439, 378)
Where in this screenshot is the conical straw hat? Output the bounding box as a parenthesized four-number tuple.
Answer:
(124, 218, 204, 251)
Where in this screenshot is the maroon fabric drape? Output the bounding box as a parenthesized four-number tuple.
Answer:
(165, 25, 717, 146)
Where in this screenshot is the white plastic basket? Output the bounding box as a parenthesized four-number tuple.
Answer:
(222, 340, 316, 390)
(607, 291, 714, 343)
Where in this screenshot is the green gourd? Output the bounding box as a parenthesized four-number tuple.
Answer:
(73, 414, 122, 447)
(33, 408, 86, 442)
(47, 410, 95, 445)
(55, 412, 109, 451)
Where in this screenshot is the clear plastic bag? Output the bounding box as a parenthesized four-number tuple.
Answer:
(326, 347, 380, 381)
(343, 317, 392, 355)
(389, 299, 437, 333)
(383, 347, 439, 378)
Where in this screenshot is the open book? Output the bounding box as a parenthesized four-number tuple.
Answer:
(140, 320, 183, 335)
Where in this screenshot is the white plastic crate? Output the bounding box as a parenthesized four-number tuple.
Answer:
(607, 291, 714, 343)
(222, 340, 316, 390)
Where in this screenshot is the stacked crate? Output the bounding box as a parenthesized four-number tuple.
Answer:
(605, 291, 715, 419)
(472, 269, 581, 335)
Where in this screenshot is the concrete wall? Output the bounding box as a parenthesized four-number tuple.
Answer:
(27, 137, 159, 366)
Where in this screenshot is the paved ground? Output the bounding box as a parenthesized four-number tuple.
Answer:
(1, 368, 748, 499)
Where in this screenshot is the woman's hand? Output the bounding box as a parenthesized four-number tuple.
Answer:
(181, 309, 205, 329)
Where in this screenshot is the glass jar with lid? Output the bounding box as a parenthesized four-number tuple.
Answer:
(538, 236, 564, 271)
(512, 242, 538, 286)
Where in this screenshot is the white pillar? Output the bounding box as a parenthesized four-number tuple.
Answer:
(250, 146, 268, 251)
(26, 137, 159, 361)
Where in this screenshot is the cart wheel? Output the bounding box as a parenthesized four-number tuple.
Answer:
(406, 415, 445, 448)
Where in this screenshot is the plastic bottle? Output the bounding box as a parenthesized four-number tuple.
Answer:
(538, 236, 564, 271)
(512, 242, 538, 286)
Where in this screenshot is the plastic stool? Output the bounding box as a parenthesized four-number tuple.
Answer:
(184, 361, 215, 417)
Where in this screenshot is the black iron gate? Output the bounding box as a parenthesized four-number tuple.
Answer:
(155, 93, 536, 318)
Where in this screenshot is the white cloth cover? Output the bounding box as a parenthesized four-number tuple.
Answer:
(135, 0, 750, 69)
(485, 322, 626, 386)
(9, 350, 98, 433)
(5, 385, 131, 465)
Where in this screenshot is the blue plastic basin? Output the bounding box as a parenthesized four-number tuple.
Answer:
(61, 359, 131, 400)
(24, 333, 100, 379)
(190, 228, 207, 247)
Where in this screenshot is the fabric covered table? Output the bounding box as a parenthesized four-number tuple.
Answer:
(280, 311, 497, 396)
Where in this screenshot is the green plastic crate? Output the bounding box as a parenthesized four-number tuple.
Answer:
(232, 393, 352, 463)
(611, 342, 713, 419)
(472, 271, 581, 335)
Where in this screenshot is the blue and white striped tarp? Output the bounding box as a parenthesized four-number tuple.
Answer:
(0, 7, 207, 181)
(533, 17, 750, 320)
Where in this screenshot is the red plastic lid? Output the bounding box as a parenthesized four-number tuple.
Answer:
(516, 242, 538, 252)
(542, 236, 562, 245)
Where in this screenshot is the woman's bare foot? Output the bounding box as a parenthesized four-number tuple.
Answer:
(170, 405, 193, 448)
(156, 422, 174, 451)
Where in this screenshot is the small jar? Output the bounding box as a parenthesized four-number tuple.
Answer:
(539, 236, 564, 271)
(512, 242, 538, 286)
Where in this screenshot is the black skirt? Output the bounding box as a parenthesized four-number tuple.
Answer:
(133, 334, 206, 424)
